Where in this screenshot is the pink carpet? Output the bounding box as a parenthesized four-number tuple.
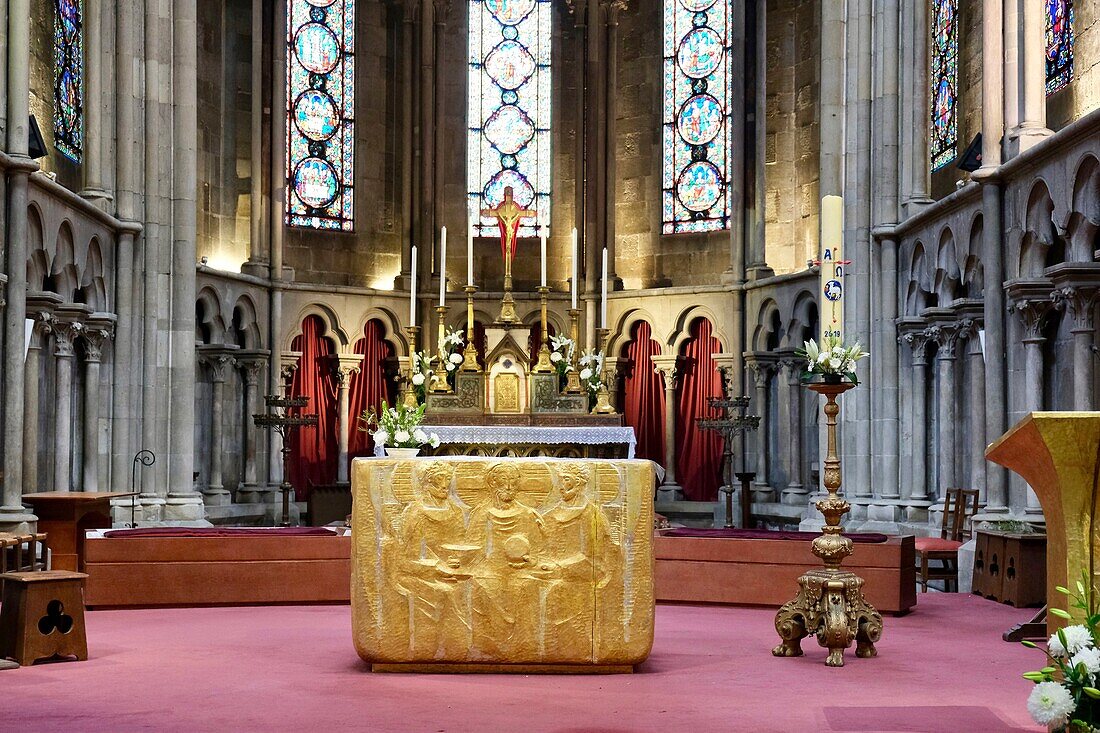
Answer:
(3, 594, 1041, 732)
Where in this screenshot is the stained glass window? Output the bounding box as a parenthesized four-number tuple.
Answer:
(285, 0, 355, 231)
(1046, 0, 1074, 95)
(53, 0, 83, 162)
(929, 0, 958, 171)
(467, 0, 552, 237)
(662, 0, 732, 234)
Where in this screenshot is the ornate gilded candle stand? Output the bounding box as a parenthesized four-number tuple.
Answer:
(772, 381, 883, 667)
(429, 306, 453, 393)
(697, 396, 760, 529)
(563, 307, 584, 394)
(402, 325, 421, 408)
(253, 394, 318, 527)
(591, 328, 616, 414)
(533, 286, 554, 373)
(460, 286, 481, 372)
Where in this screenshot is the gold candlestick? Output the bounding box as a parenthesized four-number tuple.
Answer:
(461, 285, 481, 372)
(533, 286, 554, 373)
(498, 258, 518, 324)
(772, 381, 882, 666)
(402, 325, 421, 408)
(429, 306, 452, 393)
(591, 327, 616, 414)
(564, 307, 583, 393)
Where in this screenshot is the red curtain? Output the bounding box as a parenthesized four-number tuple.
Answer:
(287, 316, 338, 498)
(473, 321, 487, 367)
(348, 319, 395, 468)
(527, 322, 557, 368)
(675, 318, 724, 501)
(619, 321, 665, 465)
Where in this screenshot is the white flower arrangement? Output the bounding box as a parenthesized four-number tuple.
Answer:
(795, 335, 870, 385)
(437, 327, 466, 375)
(359, 402, 440, 449)
(549, 334, 577, 384)
(578, 349, 605, 395)
(1022, 574, 1100, 731)
(401, 348, 438, 401)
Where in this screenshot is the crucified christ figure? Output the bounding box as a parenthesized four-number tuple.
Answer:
(480, 186, 536, 323)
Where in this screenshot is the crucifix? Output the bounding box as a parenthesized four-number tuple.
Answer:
(480, 186, 537, 323)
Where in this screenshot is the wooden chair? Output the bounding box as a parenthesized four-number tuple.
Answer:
(915, 488, 980, 592)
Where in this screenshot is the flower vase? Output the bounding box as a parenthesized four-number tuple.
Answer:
(822, 373, 844, 385)
(385, 447, 421, 459)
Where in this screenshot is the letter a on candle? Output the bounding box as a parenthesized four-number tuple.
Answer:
(819, 195, 844, 343)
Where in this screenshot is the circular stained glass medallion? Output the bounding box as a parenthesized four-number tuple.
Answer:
(484, 169, 536, 209)
(484, 40, 536, 90)
(293, 157, 340, 209)
(485, 0, 536, 26)
(677, 27, 723, 79)
(677, 94, 723, 146)
(295, 23, 341, 75)
(484, 105, 535, 155)
(678, 0, 716, 12)
(294, 90, 339, 141)
(676, 161, 722, 212)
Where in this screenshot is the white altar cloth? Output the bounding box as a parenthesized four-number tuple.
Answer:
(373, 425, 637, 459)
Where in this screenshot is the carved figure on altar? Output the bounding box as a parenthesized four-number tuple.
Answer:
(481, 186, 536, 323)
(543, 463, 619, 659)
(469, 462, 551, 657)
(394, 461, 473, 658)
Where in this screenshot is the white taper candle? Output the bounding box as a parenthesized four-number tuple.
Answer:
(540, 226, 547, 287)
(571, 227, 578, 309)
(601, 246, 608, 329)
(439, 226, 447, 307)
(467, 223, 474, 286)
(410, 245, 417, 328)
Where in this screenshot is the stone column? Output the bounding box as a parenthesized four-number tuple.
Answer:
(1008, 289, 1054, 515)
(2, 0, 36, 526)
(781, 359, 805, 504)
(80, 0, 109, 201)
(929, 322, 961, 501)
(22, 313, 54, 494)
(746, 357, 773, 501)
(200, 350, 236, 506)
(81, 323, 113, 492)
(52, 322, 81, 492)
(1053, 283, 1099, 411)
(1007, 0, 1052, 154)
(603, 0, 622, 283)
(651, 356, 681, 501)
(243, 0, 267, 273)
(331, 354, 363, 485)
(900, 329, 930, 507)
(963, 321, 987, 502)
(876, 236, 900, 501)
(236, 354, 267, 502)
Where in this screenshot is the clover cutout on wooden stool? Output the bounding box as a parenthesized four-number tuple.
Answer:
(38, 599, 74, 635)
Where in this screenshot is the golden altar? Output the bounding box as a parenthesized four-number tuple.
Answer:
(350, 457, 655, 672)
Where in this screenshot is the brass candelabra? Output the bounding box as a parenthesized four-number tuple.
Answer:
(533, 286, 554, 373)
(563, 307, 583, 393)
(461, 285, 481, 372)
(772, 381, 882, 666)
(429, 305, 452, 393)
(697, 396, 761, 528)
(591, 327, 616, 415)
(403, 325, 421, 408)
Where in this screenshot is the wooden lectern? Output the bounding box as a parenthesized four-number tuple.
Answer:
(21, 492, 137, 571)
(986, 413, 1100, 635)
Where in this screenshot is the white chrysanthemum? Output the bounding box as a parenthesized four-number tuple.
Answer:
(445, 362, 455, 372)
(580, 368, 592, 380)
(394, 430, 411, 444)
(817, 352, 830, 364)
(449, 352, 463, 364)
(1027, 681, 1076, 727)
(550, 351, 562, 363)
(1071, 646, 1100, 675)
(1050, 625, 1093, 657)
(429, 433, 441, 448)
(411, 373, 425, 386)
(373, 430, 389, 447)
(413, 429, 428, 444)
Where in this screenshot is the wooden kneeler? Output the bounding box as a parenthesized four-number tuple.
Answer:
(0, 571, 88, 665)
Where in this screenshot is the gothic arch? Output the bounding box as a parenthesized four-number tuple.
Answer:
(350, 307, 406, 355)
(230, 294, 262, 350)
(52, 221, 79, 302)
(933, 227, 961, 304)
(26, 205, 47, 291)
(608, 307, 662, 356)
(79, 237, 107, 311)
(786, 291, 818, 347)
(963, 215, 984, 297)
(1066, 155, 1099, 262)
(670, 305, 730, 354)
(196, 287, 227, 345)
(752, 299, 782, 352)
(1018, 180, 1058, 277)
(284, 304, 349, 353)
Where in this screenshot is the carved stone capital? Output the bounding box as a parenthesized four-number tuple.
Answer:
(899, 330, 930, 366)
(82, 324, 114, 362)
(651, 355, 679, 387)
(53, 321, 83, 358)
(202, 352, 237, 383)
(925, 323, 963, 360)
(236, 355, 267, 387)
(1052, 285, 1100, 331)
